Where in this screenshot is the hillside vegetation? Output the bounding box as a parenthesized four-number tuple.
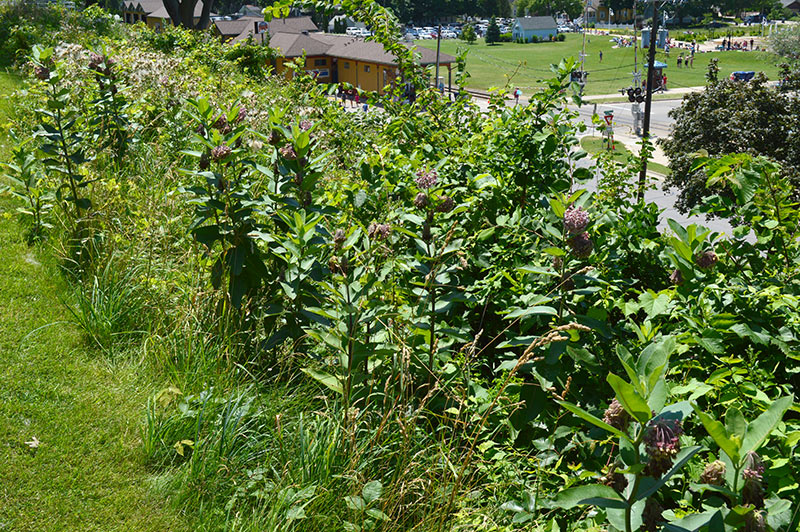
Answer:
(0, 3, 798, 532)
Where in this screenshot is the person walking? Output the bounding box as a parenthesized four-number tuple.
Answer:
(513, 87, 522, 105)
(677, 54, 683, 68)
(598, 50, 603, 62)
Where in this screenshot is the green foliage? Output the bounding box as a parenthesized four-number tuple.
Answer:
(461, 23, 477, 44)
(2, 7, 800, 532)
(31, 45, 93, 226)
(2, 134, 53, 241)
(223, 35, 278, 78)
(659, 73, 800, 213)
(486, 16, 501, 45)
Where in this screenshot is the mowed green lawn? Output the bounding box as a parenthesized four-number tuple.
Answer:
(417, 33, 780, 95)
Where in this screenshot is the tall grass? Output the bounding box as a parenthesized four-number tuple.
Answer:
(64, 255, 150, 350)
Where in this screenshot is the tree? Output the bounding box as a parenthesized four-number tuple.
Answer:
(461, 23, 477, 44)
(659, 73, 800, 213)
(496, 0, 511, 18)
(162, 0, 214, 29)
(770, 24, 800, 63)
(485, 16, 500, 45)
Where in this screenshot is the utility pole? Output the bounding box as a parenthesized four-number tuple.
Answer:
(435, 20, 442, 92)
(637, 0, 659, 202)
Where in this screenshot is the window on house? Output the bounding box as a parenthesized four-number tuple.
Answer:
(314, 59, 326, 66)
(343, 62, 350, 69)
(364, 65, 370, 73)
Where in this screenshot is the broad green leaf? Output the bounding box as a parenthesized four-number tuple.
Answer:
(300, 368, 343, 394)
(724, 408, 746, 441)
(638, 291, 671, 319)
(344, 495, 365, 511)
(607, 373, 651, 423)
(664, 509, 724, 532)
(741, 395, 794, 455)
(648, 379, 668, 413)
(552, 485, 626, 510)
(366, 508, 390, 521)
(693, 407, 740, 463)
(362, 481, 382, 504)
(286, 506, 307, 520)
(558, 401, 630, 442)
(636, 446, 702, 500)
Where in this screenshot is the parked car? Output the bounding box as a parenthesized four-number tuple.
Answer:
(730, 71, 755, 82)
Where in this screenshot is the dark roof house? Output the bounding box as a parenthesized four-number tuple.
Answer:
(214, 16, 319, 42)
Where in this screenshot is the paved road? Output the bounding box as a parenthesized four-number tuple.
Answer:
(574, 99, 682, 139)
(570, 99, 734, 235)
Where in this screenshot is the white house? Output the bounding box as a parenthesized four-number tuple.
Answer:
(511, 16, 558, 42)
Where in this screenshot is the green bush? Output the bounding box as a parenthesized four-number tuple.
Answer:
(0, 2, 61, 66)
(557, 33, 565, 41)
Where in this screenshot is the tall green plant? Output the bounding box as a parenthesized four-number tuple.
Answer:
(31, 45, 92, 227)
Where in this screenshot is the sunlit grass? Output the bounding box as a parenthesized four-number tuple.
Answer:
(417, 33, 780, 95)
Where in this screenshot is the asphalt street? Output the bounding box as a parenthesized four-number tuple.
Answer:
(575, 99, 682, 139)
(571, 99, 734, 235)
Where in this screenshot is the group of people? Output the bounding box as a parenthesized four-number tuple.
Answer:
(676, 54, 694, 68)
(336, 85, 373, 112)
(721, 38, 758, 51)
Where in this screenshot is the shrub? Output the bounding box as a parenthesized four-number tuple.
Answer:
(557, 33, 565, 41)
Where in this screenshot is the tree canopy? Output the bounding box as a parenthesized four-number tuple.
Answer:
(162, 0, 214, 29)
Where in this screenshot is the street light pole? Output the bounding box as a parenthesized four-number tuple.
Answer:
(435, 20, 442, 92)
(637, 0, 659, 202)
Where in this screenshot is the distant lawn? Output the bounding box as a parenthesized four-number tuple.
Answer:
(580, 135, 671, 175)
(417, 34, 780, 95)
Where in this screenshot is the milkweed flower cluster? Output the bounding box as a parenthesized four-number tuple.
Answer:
(279, 144, 297, 160)
(643, 417, 683, 477)
(236, 106, 248, 124)
(213, 114, 232, 134)
(211, 145, 232, 162)
(368, 222, 391, 240)
(563, 206, 593, 258)
(436, 195, 455, 213)
(299, 119, 312, 131)
(34, 65, 50, 80)
(414, 192, 429, 210)
(699, 460, 726, 486)
(415, 168, 438, 190)
(568, 232, 594, 259)
(563, 206, 589, 235)
(603, 399, 631, 431)
(88, 52, 115, 76)
(333, 228, 346, 248)
(696, 249, 718, 270)
(742, 451, 765, 509)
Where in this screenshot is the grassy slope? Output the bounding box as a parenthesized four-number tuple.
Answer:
(417, 33, 779, 94)
(580, 135, 671, 175)
(0, 74, 188, 531)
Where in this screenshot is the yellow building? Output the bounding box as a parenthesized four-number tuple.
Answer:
(121, 0, 211, 31)
(216, 18, 455, 94)
(595, 4, 636, 24)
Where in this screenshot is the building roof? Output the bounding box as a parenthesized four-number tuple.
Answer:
(214, 16, 262, 37)
(233, 30, 455, 66)
(221, 16, 318, 40)
(782, 0, 800, 8)
(513, 16, 558, 30)
(268, 16, 318, 34)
